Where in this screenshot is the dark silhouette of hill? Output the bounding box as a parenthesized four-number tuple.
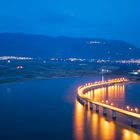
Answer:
(0, 33, 139, 59)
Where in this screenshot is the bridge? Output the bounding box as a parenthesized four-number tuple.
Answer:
(77, 77, 140, 126)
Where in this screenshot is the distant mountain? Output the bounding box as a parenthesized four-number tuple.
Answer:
(0, 33, 139, 60)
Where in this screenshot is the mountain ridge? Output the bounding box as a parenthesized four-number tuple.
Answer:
(0, 32, 139, 60)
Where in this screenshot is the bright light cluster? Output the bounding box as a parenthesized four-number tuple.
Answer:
(0, 56, 33, 60)
(49, 58, 140, 65)
(78, 77, 128, 92)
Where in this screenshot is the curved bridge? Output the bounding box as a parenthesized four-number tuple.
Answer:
(77, 78, 140, 126)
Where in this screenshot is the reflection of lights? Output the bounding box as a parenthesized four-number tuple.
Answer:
(76, 77, 140, 140)
(100, 117, 116, 140)
(122, 129, 140, 140)
(124, 129, 130, 137)
(91, 113, 98, 139)
(77, 78, 140, 119)
(74, 101, 85, 140)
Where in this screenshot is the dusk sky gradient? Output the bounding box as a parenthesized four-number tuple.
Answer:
(0, 0, 140, 47)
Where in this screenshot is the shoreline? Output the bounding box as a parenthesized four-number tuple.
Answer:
(0, 73, 139, 85)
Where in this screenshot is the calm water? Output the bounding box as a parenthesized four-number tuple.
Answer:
(0, 76, 140, 140)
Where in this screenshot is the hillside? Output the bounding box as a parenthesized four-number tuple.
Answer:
(0, 33, 139, 59)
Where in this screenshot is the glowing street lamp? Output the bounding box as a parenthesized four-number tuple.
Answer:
(111, 103, 114, 106)
(106, 100, 109, 104)
(126, 106, 130, 110)
(135, 108, 139, 113)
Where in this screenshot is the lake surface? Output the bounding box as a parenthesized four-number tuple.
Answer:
(0, 76, 140, 140)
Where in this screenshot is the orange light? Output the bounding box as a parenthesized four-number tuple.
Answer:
(106, 100, 109, 104)
(126, 106, 130, 110)
(111, 103, 114, 106)
(135, 108, 139, 113)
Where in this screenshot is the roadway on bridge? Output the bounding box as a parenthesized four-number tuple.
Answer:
(77, 78, 140, 119)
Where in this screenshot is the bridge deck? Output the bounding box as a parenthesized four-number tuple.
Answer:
(77, 78, 140, 119)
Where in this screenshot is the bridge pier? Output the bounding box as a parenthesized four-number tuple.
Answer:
(90, 102, 93, 110)
(103, 108, 107, 116)
(131, 120, 137, 127)
(77, 96, 81, 103)
(85, 100, 88, 107)
(81, 99, 85, 105)
(80, 99, 83, 105)
(96, 105, 99, 113)
(112, 110, 117, 120)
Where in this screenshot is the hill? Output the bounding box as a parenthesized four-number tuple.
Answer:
(0, 33, 139, 59)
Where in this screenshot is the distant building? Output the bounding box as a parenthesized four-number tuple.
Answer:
(99, 66, 119, 74)
(129, 70, 140, 75)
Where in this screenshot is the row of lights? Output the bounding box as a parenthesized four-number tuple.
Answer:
(78, 77, 128, 90)
(78, 78, 139, 114)
(99, 99, 139, 114)
(126, 106, 139, 113)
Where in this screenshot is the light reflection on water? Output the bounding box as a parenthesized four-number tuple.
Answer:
(122, 129, 140, 140)
(74, 101, 85, 140)
(74, 83, 140, 140)
(74, 101, 140, 140)
(85, 84, 125, 108)
(74, 101, 116, 140)
(0, 77, 139, 140)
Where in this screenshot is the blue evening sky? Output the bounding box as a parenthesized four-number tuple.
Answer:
(0, 0, 140, 47)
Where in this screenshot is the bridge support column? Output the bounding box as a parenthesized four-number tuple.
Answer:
(77, 96, 81, 103)
(103, 108, 107, 116)
(81, 99, 85, 105)
(112, 110, 116, 120)
(80, 99, 83, 105)
(90, 102, 93, 110)
(131, 120, 137, 127)
(96, 105, 99, 113)
(76, 95, 79, 100)
(85, 100, 88, 107)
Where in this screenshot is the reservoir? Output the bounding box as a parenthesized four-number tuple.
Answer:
(0, 76, 139, 140)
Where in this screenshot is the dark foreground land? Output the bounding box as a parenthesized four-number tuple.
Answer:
(0, 59, 139, 84)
